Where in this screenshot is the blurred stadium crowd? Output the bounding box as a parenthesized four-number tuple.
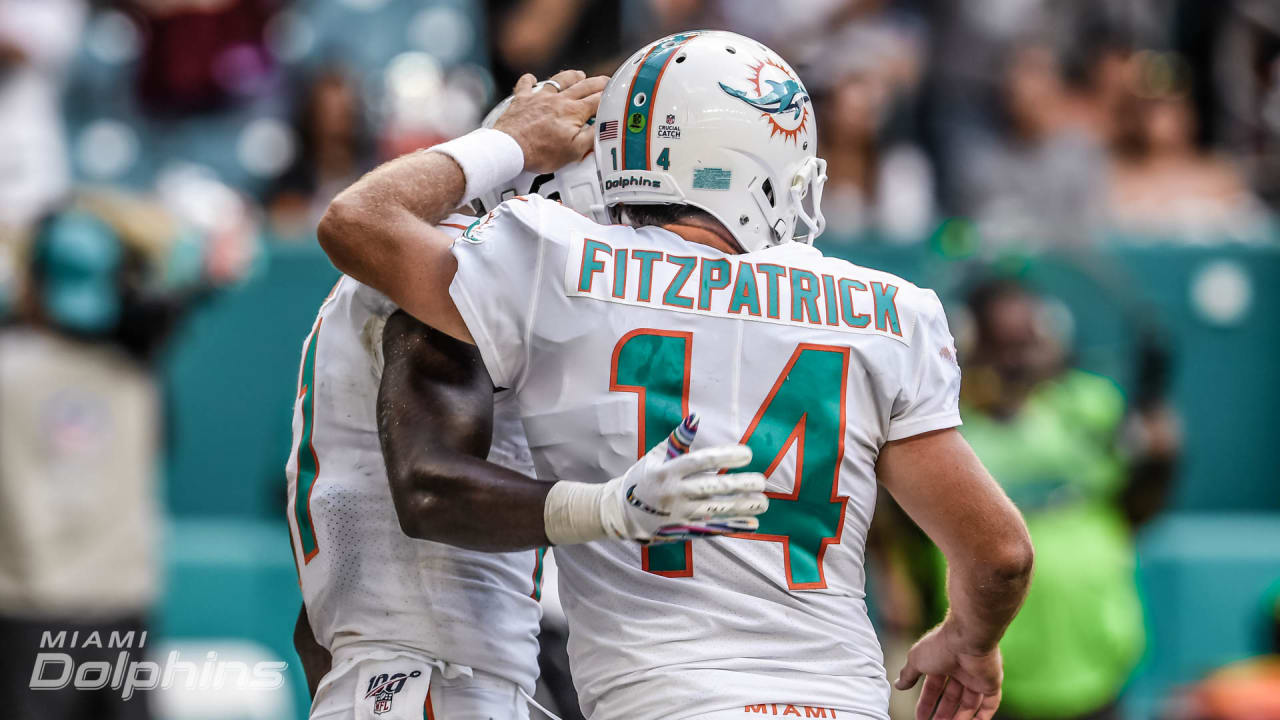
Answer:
(0, 1, 1278, 719)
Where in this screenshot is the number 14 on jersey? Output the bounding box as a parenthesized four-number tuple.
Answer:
(610, 329, 850, 590)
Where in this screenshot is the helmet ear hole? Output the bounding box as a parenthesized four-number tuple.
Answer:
(675, 55, 686, 63)
(725, 46, 736, 54)
(762, 178, 775, 207)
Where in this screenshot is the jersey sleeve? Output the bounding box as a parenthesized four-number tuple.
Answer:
(448, 198, 548, 389)
(886, 289, 962, 441)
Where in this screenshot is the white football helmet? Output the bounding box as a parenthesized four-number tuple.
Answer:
(594, 30, 827, 252)
(472, 83, 609, 222)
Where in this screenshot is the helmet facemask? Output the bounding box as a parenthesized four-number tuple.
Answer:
(790, 156, 828, 245)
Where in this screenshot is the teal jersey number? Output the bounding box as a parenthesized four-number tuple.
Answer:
(531, 547, 548, 601)
(610, 329, 694, 576)
(609, 332, 849, 588)
(656, 147, 671, 171)
(292, 319, 324, 562)
(733, 344, 849, 588)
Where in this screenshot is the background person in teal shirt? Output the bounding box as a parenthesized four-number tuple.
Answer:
(942, 278, 1180, 720)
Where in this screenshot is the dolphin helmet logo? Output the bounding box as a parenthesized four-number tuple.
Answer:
(719, 78, 807, 120)
(719, 57, 811, 143)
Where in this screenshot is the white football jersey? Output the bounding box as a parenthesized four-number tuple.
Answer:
(284, 216, 547, 695)
(450, 196, 962, 720)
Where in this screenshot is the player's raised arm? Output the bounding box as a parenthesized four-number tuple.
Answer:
(377, 310, 770, 551)
(316, 70, 605, 342)
(876, 428, 1034, 720)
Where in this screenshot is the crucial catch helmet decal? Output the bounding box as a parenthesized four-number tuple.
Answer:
(718, 57, 811, 143)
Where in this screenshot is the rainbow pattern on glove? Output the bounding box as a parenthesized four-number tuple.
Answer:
(666, 413, 699, 459)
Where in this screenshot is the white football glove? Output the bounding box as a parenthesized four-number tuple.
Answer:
(542, 414, 769, 545)
(607, 426, 768, 543)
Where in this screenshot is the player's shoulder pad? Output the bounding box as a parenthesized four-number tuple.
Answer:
(459, 194, 597, 247)
(824, 255, 949, 342)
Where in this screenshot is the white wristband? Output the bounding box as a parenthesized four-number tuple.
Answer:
(429, 128, 526, 205)
(543, 478, 625, 545)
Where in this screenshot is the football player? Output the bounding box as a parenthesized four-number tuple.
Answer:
(318, 32, 1034, 720)
(288, 70, 768, 720)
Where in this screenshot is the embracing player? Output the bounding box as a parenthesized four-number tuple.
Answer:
(288, 70, 769, 719)
(319, 31, 1034, 720)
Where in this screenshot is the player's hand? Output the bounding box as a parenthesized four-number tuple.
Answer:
(895, 621, 1003, 720)
(493, 69, 607, 173)
(602, 415, 768, 543)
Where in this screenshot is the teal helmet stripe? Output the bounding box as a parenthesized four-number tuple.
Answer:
(622, 33, 697, 170)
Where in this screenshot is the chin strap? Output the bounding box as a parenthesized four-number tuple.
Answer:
(791, 156, 828, 245)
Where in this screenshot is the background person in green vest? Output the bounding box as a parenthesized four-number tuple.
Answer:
(939, 277, 1180, 720)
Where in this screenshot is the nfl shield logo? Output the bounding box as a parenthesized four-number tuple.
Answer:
(666, 114, 676, 124)
(365, 670, 422, 715)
